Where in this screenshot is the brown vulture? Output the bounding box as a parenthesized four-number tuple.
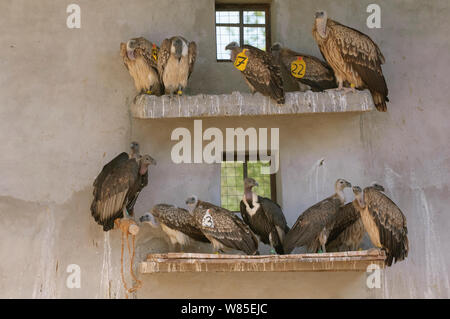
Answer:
(283, 179, 352, 253)
(270, 43, 337, 92)
(312, 11, 389, 111)
(186, 196, 259, 255)
(120, 37, 163, 96)
(325, 192, 365, 252)
(352, 184, 409, 266)
(90, 143, 156, 231)
(240, 178, 290, 254)
(139, 204, 209, 251)
(225, 42, 285, 105)
(157, 36, 197, 95)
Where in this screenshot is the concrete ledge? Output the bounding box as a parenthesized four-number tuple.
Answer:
(130, 90, 375, 119)
(139, 249, 386, 273)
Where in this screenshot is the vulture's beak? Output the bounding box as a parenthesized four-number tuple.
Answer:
(345, 181, 352, 188)
(254, 182, 259, 187)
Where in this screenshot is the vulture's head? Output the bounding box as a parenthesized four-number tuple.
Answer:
(225, 41, 240, 51)
(140, 154, 157, 167)
(371, 182, 385, 192)
(171, 37, 187, 60)
(130, 141, 140, 158)
(244, 177, 259, 190)
(335, 178, 352, 191)
(315, 10, 328, 37)
(352, 186, 364, 207)
(139, 212, 159, 228)
(126, 39, 138, 60)
(185, 195, 198, 213)
(270, 42, 282, 54)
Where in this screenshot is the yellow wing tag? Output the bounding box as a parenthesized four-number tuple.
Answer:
(152, 44, 158, 62)
(291, 56, 306, 79)
(234, 49, 249, 71)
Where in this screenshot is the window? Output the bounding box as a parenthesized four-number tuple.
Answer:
(220, 153, 276, 212)
(215, 4, 271, 61)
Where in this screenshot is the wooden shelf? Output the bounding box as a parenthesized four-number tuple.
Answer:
(131, 90, 374, 119)
(139, 249, 386, 273)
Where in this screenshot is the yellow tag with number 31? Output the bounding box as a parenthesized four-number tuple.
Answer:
(234, 49, 249, 71)
(291, 56, 306, 78)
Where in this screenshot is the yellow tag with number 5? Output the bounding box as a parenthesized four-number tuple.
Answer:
(291, 56, 306, 79)
(234, 49, 249, 71)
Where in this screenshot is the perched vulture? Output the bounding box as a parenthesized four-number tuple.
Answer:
(270, 43, 337, 92)
(325, 192, 365, 252)
(157, 36, 197, 95)
(352, 184, 409, 266)
(225, 42, 285, 105)
(91, 144, 156, 231)
(120, 37, 163, 96)
(186, 196, 259, 255)
(139, 204, 209, 251)
(283, 179, 352, 253)
(312, 11, 389, 111)
(240, 178, 290, 254)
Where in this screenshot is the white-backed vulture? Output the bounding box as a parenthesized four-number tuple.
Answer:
(157, 36, 197, 95)
(240, 178, 290, 254)
(91, 143, 156, 231)
(186, 196, 259, 255)
(312, 11, 389, 111)
(283, 179, 352, 253)
(139, 204, 209, 251)
(120, 37, 163, 96)
(353, 184, 409, 266)
(325, 192, 365, 252)
(225, 42, 285, 104)
(270, 43, 337, 92)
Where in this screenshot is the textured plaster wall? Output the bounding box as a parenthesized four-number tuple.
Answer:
(0, 0, 449, 298)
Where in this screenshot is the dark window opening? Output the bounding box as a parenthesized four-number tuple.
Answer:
(220, 152, 276, 212)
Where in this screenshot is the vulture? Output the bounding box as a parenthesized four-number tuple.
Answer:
(186, 196, 259, 255)
(283, 179, 352, 253)
(225, 42, 285, 105)
(120, 37, 163, 96)
(90, 143, 156, 231)
(325, 191, 365, 252)
(352, 184, 409, 266)
(240, 178, 290, 254)
(270, 43, 337, 92)
(139, 204, 209, 251)
(312, 11, 389, 111)
(157, 36, 197, 95)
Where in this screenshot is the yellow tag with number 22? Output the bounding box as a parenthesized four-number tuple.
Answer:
(291, 56, 306, 78)
(234, 49, 249, 71)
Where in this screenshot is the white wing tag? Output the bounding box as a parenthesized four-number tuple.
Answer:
(202, 209, 214, 228)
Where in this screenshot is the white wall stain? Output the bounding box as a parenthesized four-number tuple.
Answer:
(32, 208, 57, 299)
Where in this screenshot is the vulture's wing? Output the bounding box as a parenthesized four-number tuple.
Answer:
(326, 201, 359, 244)
(188, 41, 197, 78)
(152, 204, 209, 243)
(91, 159, 139, 231)
(330, 20, 388, 110)
(280, 48, 336, 91)
(134, 37, 159, 69)
(258, 196, 290, 233)
(242, 45, 285, 104)
(284, 196, 341, 253)
(364, 187, 409, 266)
(157, 38, 171, 81)
(92, 152, 129, 197)
(196, 206, 258, 255)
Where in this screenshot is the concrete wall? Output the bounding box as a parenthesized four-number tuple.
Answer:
(0, 0, 449, 298)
